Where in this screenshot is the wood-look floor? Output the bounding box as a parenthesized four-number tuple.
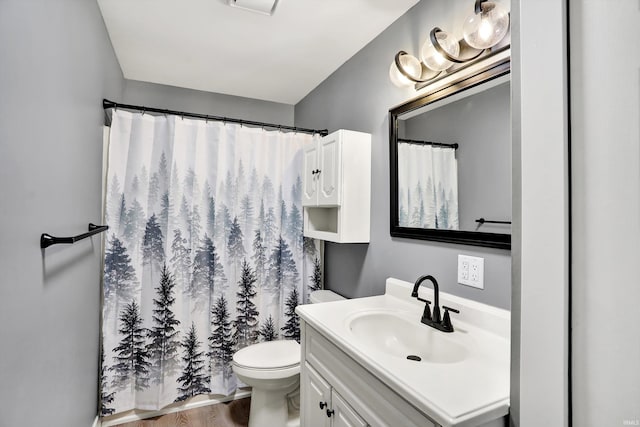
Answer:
(112, 398, 250, 427)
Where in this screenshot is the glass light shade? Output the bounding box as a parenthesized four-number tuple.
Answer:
(389, 53, 422, 87)
(462, 2, 510, 49)
(420, 31, 460, 71)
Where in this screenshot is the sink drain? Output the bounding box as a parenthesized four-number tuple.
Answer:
(406, 355, 422, 362)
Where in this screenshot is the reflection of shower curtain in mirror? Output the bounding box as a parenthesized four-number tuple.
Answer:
(100, 110, 322, 416)
(397, 143, 458, 229)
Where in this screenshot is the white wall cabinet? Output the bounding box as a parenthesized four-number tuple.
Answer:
(303, 131, 342, 207)
(302, 129, 371, 243)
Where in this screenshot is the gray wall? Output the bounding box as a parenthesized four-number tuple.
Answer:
(0, 1, 124, 426)
(294, 0, 511, 310)
(403, 81, 511, 232)
(570, 1, 640, 425)
(0, 3, 294, 426)
(122, 80, 294, 126)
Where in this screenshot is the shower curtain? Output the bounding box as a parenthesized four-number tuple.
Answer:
(100, 110, 322, 415)
(397, 142, 459, 229)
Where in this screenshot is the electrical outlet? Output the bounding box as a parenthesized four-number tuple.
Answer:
(461, 258, 470, 281)
(458, 255, 484, 289)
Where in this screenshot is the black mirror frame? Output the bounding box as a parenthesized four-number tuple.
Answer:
(389, 59, 512, 250)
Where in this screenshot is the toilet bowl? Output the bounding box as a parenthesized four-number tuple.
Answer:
(233, 340, 301, 427)
(232, 290, 345, 427)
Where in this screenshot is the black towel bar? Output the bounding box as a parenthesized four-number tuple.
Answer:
(40, 223, 109, 249)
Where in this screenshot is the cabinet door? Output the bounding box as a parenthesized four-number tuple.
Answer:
(331, 391, 368, 427)
(317, 132, 342, 206)
(302, 142, 319, 207)
(302, 363, 332, 427)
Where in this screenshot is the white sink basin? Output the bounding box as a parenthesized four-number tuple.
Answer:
(346, 310, 468, 364)
(296, 278, 511, 427)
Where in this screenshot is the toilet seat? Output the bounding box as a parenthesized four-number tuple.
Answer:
(233, 363, 300, 380)
(232, 340, 301, 380)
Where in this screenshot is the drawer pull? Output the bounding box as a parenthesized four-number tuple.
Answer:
(319, 401, 328, 410)
(326, 408, 335, 417)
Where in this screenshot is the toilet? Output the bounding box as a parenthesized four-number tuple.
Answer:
(232, 290, 345, 427)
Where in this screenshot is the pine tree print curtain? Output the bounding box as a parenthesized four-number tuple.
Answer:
(397, 142, 459, 229)
(100, 110, 322, 415)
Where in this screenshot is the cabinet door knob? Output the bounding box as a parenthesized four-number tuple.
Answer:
(319, 401, 327, 410)
(326, 408, 335, 417)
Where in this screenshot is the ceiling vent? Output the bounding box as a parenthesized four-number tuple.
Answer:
(227, 0, 280, 16)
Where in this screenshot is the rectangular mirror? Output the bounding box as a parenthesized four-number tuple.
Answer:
(390, 68, 511, 249)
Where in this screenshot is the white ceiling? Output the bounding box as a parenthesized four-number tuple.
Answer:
(98, 0, 420, 105)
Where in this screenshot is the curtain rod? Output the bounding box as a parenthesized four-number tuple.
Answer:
(398, 138, 458, 149)
(102, 99, 329, 136)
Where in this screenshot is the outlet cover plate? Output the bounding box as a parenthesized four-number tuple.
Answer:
(458, 255, 484, 289)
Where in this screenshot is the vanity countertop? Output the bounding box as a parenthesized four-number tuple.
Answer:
(296, 278, 510, 427)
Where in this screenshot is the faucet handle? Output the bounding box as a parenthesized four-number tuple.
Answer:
(417, 298, 432, 322)
(441, 306, 460, 332)
(442, 305, 459, 314)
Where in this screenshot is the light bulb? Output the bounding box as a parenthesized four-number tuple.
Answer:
(420, 30, 460, 72)
(478, 19, 493, 42)
(389, 53, 422, 87)
(462, 1, 510, 49)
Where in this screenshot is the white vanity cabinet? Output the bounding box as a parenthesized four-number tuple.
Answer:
(302, 129, 371, 243)
(300, 320, 437, 427)
(331, 392, 368, 427)
(303, 362, 367, 427)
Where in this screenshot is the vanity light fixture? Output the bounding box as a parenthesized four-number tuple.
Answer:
(390, 0, 510, 88)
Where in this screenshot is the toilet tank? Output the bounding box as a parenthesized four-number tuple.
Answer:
(309, 290, 345, 304)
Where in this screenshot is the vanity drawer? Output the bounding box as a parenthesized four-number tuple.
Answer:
(304, 324, 437, 427)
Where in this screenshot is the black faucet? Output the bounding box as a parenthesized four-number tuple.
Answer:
(411, 275, 460, 333)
